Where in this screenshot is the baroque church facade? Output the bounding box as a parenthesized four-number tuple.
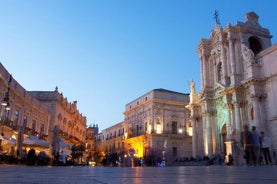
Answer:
(187, 12, 277, 159)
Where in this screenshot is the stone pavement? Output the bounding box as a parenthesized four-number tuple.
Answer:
(0, 165, 277, 184)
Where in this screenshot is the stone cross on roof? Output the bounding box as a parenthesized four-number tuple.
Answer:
(213, 10, 220, 25)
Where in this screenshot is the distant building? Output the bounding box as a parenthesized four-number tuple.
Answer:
(0, 63, 87, 161)
(85, 124, 98, 163)
(96, 89, 192, 166)
(30, 89, 87, 157)
(188, 12, 277, 161)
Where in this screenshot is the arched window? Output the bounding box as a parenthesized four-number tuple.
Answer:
(217, 62, 223, 82)
(249, 36, 263, 56)
(251, 107, 254, 120)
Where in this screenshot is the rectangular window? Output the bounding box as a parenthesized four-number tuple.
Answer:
(32, 120, 36, 130)
(23, 115, 28, 128)
(136, 124, 139, 136)
(13, 110, 19, 129)
(173, 147, 177, 157)
(40, 124, 45, 134)
(4, 110, 10, 119)
(172, 121, 177, 134)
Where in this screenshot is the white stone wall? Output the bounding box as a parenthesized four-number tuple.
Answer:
(259, 44, 277, 151)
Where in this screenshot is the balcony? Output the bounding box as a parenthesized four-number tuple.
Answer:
(0, 118, 16, 130)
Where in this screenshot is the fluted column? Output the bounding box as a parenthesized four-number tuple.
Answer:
(251, 95, 261, 129)
(201, 50, 207, 87)
(234, 103, 242, 142)
(220, 39, 228, 85)
(206, 112, 212, 156)
(228, 38, 236, 75)
(200, 58, 204, 89)
(226, 104, 232, 141)
(192, 117, 198, 158)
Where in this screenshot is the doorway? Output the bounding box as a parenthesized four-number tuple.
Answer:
(221, 124, 227, 154)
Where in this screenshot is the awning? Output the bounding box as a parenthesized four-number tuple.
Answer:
(0, 135, 16, 146)
(59, 140, 72, 148)
(60, 149, 72, 156)
(23, 135, 49, 148)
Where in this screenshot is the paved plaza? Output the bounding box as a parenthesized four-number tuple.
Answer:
(0, 165, 277, 184)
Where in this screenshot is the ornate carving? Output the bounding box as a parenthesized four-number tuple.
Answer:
(211, 45, 221, 55)
(250, 93, 267, 101)
(241, 43, 256, 64)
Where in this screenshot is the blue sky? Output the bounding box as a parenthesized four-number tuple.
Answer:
(0, 1, 276, 131)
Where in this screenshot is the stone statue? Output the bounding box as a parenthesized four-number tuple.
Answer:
(190, 80, 195, 94)
(241, 43, 255, 64)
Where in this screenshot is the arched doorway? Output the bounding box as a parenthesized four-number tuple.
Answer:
(221, 124, 227, 154)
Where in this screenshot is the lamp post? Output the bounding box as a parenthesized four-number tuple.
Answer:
(1, 74, 12, 111)
(1, 74, 12, 135)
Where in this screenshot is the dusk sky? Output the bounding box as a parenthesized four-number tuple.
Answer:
(0, 1, 276, 131)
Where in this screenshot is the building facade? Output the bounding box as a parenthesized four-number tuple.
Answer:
(188, 12, 277, 161)
(0, 63, 50, 156)
(30, 89, 87, 158)
(86, 124, 99, 164)
(0, 63, 88, 162)
(96, 89, 192, 166)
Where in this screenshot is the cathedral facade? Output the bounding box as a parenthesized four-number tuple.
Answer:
(187, 12, 277, 159)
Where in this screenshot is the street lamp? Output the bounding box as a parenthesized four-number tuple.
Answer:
(1, 75, 12, 111)
(1, 74, 12, 135)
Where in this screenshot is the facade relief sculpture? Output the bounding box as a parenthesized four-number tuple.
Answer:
(241, 43, 256, 64)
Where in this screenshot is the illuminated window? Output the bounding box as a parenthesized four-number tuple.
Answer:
(188, 126, 193, 136)
(14, 110, 19, 127)
(4, 109, 10, 119)
(156, 123, 162, 134)
(147, 124, 152, 134)
(23, 115, 28, 130)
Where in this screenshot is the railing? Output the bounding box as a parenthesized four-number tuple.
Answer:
(0, 118, 16, 130)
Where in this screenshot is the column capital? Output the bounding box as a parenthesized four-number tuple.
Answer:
(227, 103, 234, 110)
(250, 93, 267, 101)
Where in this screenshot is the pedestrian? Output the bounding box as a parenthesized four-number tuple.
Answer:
(260, 131, 272, 165)
(251, 126, 261, 166)
(242, 125, 254, 166)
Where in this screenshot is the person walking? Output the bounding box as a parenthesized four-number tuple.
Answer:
(260, 131, 272, 165)
(242, 125, 254, 166)
(251, 126, 261, 166)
